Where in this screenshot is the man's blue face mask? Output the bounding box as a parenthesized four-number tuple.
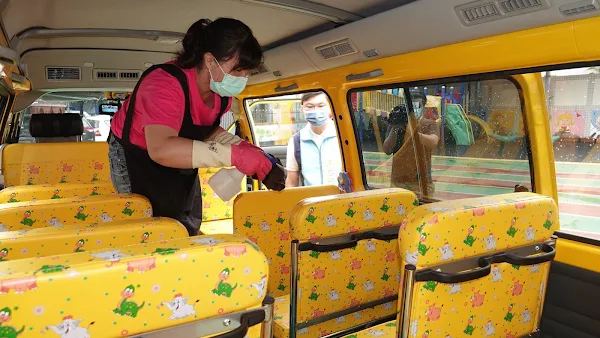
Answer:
(305, 109, 329, 127)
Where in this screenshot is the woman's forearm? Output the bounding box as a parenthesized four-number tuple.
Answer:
(147, 135, 195, 169)
(419, 133, 439, 149)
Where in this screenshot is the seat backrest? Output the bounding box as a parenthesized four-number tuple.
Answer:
(198, 167, 246, 221)
(29, 113, 84, 143)
(233, 185, 340, 298)
(0, 181, 116, 203)
(0, 217, 187, 261)
(0, 193, 152, 231)
(290, 188, 418, 335)
(398, 193, 557, 338)
(1, 142, 111, 186)
(0, 234, 269, 336)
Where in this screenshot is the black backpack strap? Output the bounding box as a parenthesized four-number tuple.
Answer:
(293, 132, 301, 172)
(122, 64, 190, 143)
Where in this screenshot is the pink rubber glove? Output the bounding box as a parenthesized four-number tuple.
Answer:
(231, 141, 272, 180)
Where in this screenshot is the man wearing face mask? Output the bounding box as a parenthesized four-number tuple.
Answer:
(108, 18, 283, 236)
(285, 92, 343, 187)
(382, 91, 440, 198)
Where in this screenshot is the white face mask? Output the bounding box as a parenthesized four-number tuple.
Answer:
(208, 60, 248, 97)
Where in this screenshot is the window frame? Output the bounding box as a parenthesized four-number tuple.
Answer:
(242, 89, 346, 170)
(346, 73, 534, 199)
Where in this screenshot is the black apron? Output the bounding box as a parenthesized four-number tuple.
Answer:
(111, 64, 228, 236)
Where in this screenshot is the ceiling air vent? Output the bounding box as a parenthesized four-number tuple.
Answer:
(315, 38, 358, 60)
(456, 0, 550, 26)
(119, 71, 141, 80)
(499, 0, 543, 12)
(46, 67, 81, 81)
(461, 2, 500, 22)
(560, 0, 600, 16)
(249, 64, 269, 77)
(94, 70, 118, 80)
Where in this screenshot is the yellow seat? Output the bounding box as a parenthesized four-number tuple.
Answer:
(0, 182, 116, 203)
(200, 218, 233, 235)
(233, 185, 340, 297)
(339, 192, 558, 338)
(274, 188, 418, 338)
(0, 234, 270, 336)
(1, 142, 111, 186)
(0, 217, 187, 261)
(0, 193, 152, 231)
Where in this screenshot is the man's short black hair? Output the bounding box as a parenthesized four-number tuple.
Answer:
(301, 92, 325, 104)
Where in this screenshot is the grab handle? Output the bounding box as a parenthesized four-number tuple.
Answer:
(298, 236, 358, 252)
(362, 228, 398, 241)
(274, 83, 298, 92)
(499, 244, 555, 266)
(416, 257, 491, 283)
(346, 69, 383, 82)
(212, 310, 265, 338)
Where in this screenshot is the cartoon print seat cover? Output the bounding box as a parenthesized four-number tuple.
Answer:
(273, 188, 418, 338)
(233, 185, 340, 298)
(0, 217, 188, 261)
(0, 234, 269, 337)
(338, 192, 557, 338)
(0, 194, 152, 232)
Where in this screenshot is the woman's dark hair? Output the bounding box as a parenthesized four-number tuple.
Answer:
(176, 18, 263, 70)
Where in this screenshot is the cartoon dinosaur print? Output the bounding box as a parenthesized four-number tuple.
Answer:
(463, 225, 477, 247)
(90, 187, 100, 196)
(141, 232, 150, 243)
(7, 193, 19, 203)
(113, 285, 145, 318)
(153, 248, 179, 255)
(0, 307, 25, 338)
(122, 202, 135, 216)
(543, 211, 554, 230)
(504, 304, 514, 322)
(212, 268, 238, 298)
(26, 178, 34, 185)
(305, 207, 317, 223)
(381, 268, 390, 281)
(276, 246, 285, 258)
(91, 173, 99, 182)
(243, 216, 253, 228)
(463, 315, 476, 335)
(412, 199, 419, 206)
(423, 281, 438, 292)
(308, 286, 320, 300)
(276, 212, 286, 224)
(346, 276, 356, 290)
(418, 233, 431, 256)
(507, 217, 518, 237)
(51, 190, 62, 199)
(74, 206, 89, 221)
(20, 211, 37, 227)
(34, 265, 70, 275)
(345, 202, 356, 217)
(277, 279, 286, 291)
(59, 175, 68, 184)
(0, 248, 9, 261)
(380, 198, 390, 212)
(74, 239, 85, 253)
(416, 222, 426, 233)
(309, 250, 320, 258)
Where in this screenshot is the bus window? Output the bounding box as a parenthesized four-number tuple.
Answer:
(540, 66, 600, 238)
(245, 91, 343, 188)
(17, 92, 110, 143)
(351, 78, 531, 201)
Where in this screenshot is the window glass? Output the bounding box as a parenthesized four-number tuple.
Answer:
(17, 92, 112, 143)
(351, 79, 531, 201)
(245, 91, 343, 188)
(541, 66, 600, 238)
